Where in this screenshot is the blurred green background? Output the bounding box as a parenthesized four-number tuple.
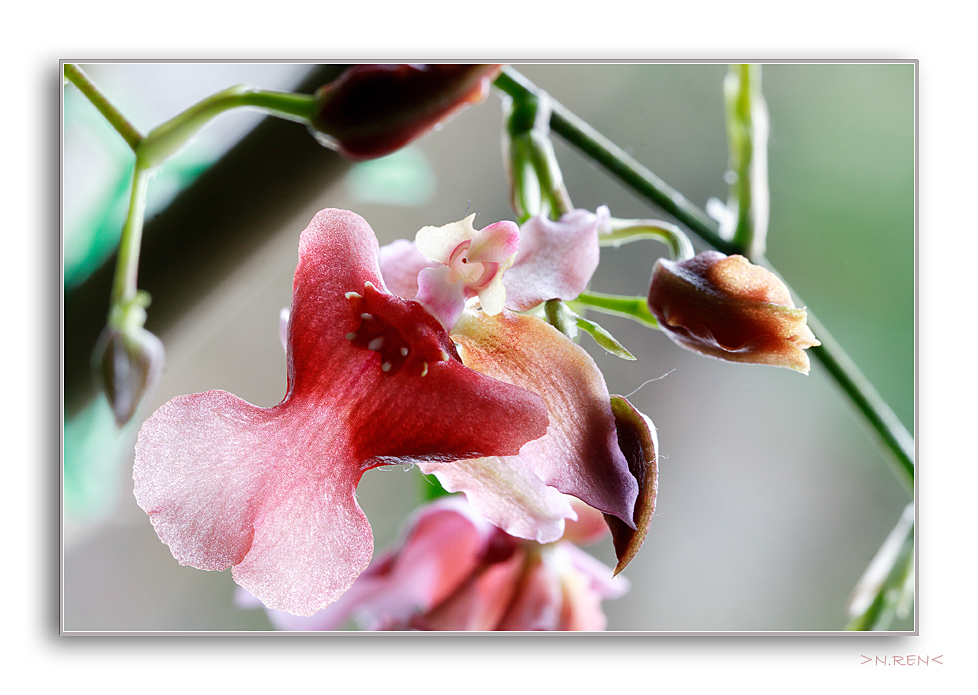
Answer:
(62, 63, 914, 632)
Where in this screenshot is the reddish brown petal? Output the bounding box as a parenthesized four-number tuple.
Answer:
(602, 396, 659, 575)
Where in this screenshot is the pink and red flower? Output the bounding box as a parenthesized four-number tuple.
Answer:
(134, 209, 549, 616)
(134, 208, 645, 617)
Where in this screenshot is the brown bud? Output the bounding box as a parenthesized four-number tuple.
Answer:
(647, 251, 820, 373)
(310, 64, 503, 160)
(92, 326, 165, 426)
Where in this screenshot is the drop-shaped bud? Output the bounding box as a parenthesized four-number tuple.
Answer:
(647, 251, 820, 373)
(310, 64, 503, 160)
(92, 326, 165, 426)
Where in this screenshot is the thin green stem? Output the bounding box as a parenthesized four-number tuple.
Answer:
(723, 64, 769, 259)
(602, 218, 695, 261)
(63, 63, 144, 151)
(110, 161, 152, 312)
(139, 85, 317, 167)
(495, 66, 914, 493)
(575, 291, 659, 329)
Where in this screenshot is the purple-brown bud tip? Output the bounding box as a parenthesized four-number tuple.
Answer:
(310, 64, 503, 161)
(647, 251, 820, 374)
(92, 326, 165, 426)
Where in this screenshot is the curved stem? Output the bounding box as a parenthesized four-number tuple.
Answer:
(139, 85, 317, 167)
(63, 63, 143, 151)
(601, 218, 695, 261)
(495, 67, 915, 494)
(575, 290, 659, 329)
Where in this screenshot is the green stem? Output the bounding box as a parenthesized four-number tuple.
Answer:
(495, 67, 914, 494)
(601, 218, 695, 261)
(723, 64, 769, 259)
(139, 85, 316, 167)
(110, 161, 152, 313)
(63, 64, 144, 151)
(575, 291, 659, 329)
(502, 86, 572, 221)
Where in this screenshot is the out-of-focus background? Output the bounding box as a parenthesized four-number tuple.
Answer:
(62, 62, 914, 632)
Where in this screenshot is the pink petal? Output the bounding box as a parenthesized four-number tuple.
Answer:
(496, 549, 563, 631)
(420, 546, 526, 631)
(467, 220, 521, 265)
(418, 455, 576, 543)
(561, 496, 610, 546)
(452, 309, 638, 526)
(134, 391, 372, 616)
(414, 264, 468, 330)
(504, 207, 607, 311)
(329, 496, 494, 630)
(378, 238, 437, 301)
(563, 541, 630, 600)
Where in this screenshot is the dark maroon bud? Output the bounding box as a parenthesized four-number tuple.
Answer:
(310, 64, 503, 160)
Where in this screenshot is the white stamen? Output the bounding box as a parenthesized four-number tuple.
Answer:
(364, 281, 375, 290)
(420, 362, 428, 377)
(361, 313, 374, 320)
(368, 337, 384, 351)
(438, 350, 450, 361)
(381, 362, 392, 372)
(345, 291, 362, 300)
(400, 346, 409, 357)
(346, 332, 357, 340)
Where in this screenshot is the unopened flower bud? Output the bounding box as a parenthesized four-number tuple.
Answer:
(647, 251, 820, 373)
(310, 64, 503, 160)
(92, 326, 165, 425)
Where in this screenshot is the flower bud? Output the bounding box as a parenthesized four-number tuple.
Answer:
(92, 326, 165, 425)
(647, 251, 820, 373)
(310, 64, 503, 160)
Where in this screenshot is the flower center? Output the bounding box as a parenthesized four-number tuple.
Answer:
(448, 241, 495, 288)
(345, 281, 458, 376)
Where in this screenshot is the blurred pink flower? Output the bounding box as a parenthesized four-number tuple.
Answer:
(242, 495, 628, 631)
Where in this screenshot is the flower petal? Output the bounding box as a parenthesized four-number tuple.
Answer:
(452, 309, 638, 526)
(134, 390, 372, 616)
(603, 396, 659, 575)
(378, 238, 437, 300)
(418, 455, 576, 543)
(504, 207, 607, 311)
(415, 214, 480, 265)
(420, 547, 526, 631)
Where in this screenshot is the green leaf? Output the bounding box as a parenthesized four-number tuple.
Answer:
(573, 313, 636, 360)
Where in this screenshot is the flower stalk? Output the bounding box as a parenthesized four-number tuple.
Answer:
(721, 64, 769, 259)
